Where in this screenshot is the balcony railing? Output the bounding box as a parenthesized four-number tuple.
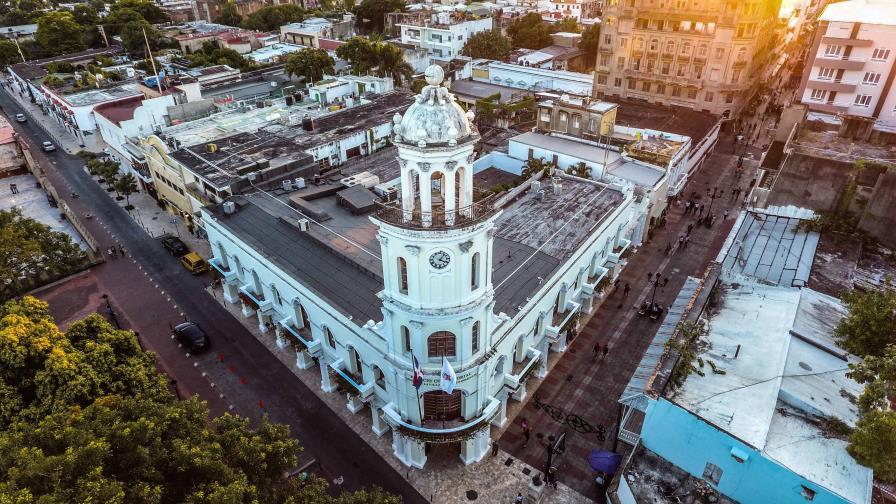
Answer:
(383, 397, 499, 443)
(504, 347, 541, 391)
(330, 361, 374, 400)
(209, 258, 237, 281)
(239, 284, 272, 311)
(279, 319, 322, 355)
(582, 265, 609, 296)
(373, 196, 499, 230)
(546, 300, 581, 339)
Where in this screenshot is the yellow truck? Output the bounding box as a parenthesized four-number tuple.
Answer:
(180, 252, 209, 274)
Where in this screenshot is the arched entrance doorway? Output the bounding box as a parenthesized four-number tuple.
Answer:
(423, 390, 462, 421)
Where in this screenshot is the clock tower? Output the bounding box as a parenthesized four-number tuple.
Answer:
(372, 65, 501, 465)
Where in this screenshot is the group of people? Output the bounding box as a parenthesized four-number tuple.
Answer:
(107, 243, 125, 259)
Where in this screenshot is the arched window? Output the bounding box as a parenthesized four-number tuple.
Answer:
(493, 355, 506, 378)
(649, 39, 659, 51)
(217, 243, 229, 269)
(270, 284, 281, 306)
(635, 37, 644, 50)
(234, 256, 243, 279)
(325, 327, 335, 348)
(293, 300, 310, 329)
(665, 40, 675, 54)
(428, 331, 456, 357)
(373, 365, 386, 389)
(471, 252, 480, 290)
(401, 325, 411, 352)
(472, 321, 480, 353)
(736, 47, 747, 61)
(398, 257, 408, 294)
(558, 111, 569, 132)
(681, 41, 691, 55)
(697, 44, 708, 57)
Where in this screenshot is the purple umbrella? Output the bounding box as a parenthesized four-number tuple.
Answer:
(587, 450, 622, 474)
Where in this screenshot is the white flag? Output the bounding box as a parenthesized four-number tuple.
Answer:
(440, 356, 457, 394)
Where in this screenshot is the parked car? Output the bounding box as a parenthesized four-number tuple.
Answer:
(15, 114, 25, 123)
(159, 234, 188, 256)
(180, 252, 209, 274)
(41, 141, 55, 152)
(172, 322, 210, 353)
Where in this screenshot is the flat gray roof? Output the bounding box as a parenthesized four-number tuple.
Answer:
(450, 79, 530, 102)
(607, 160, 665, 188)
(511, 131, 623, 166)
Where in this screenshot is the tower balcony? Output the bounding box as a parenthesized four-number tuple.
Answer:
(373, 195, 499, 230)
(382, 397, 500, 444)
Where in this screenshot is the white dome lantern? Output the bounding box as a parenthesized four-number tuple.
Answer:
(396, 64, 477, 146)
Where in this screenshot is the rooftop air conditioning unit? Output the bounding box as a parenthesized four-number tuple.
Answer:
(223, 201, 236, 214)
(294, 177, 306, 189)
(298, 218, 310, 231)
(531, 180, 542, 193)
(282, 179, 293, 191)
(206, 143, 218, 153)
(247, 172, 257, 182)
(553, 182, 562, 195)
(535, 190, 545, 201)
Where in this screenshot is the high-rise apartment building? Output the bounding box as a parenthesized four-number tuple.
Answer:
(797, 0, 896, 138)
(593, 0, 782, 117)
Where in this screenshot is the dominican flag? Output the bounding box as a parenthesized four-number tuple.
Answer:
(440, 357, 457, 394)
(412, 355, 424, 389)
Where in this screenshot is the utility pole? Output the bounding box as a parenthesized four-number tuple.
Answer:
(9, 33, 24, 63)
(97, 25, 110, 48)
(142, 27, 164, 95)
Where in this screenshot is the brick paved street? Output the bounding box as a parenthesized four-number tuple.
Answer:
(500, 137, 760, 501)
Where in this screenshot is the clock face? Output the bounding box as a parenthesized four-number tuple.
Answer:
(429, 251, 451, 269)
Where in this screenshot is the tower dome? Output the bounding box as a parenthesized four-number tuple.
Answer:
(393, 65, 476, 147)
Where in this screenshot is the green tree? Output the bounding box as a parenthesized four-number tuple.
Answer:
(35, 11, 85, 55)
(72, 3, 101, 26)
(566, 161, 592, 178)
(104, 7, 145, 36)
(186, 41, 257, 72)
(114, 173, 139, 207)
(552, 17, 580, 34)
(0, 40, 23, 66)
(95, 159, 121, 190)
(242, 4, 305, 31)
(354, 0, 404, 33)
(0, 212, 86, 300)
(216, 0, 243, 26)
(110, 0, 168, 24)
(336, 36, 377, 74)
(336, 38, 412, 86)
(284, 48, 335, 82)
(375, 42, 412, 86)
(835, 288, 896, 357)
(579, 23, 599, 65)
(119, 19, 159, 54)
(847, 410, 896, 483)
(521, 156, 555, 179)
(461, 29, 512, 61)
(507, 12, 553, 50)
(847, 344, 896, 414)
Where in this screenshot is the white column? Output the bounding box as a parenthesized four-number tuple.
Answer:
(460, 428, 489, 465)
(492, 395, 508, 428)
(402, 169, 414, 219)
(319, 360, 336, 393)
(223, 283, 239, 303)
(406, 437, 428, 469)
(240, 301, 254, 318)
(444, 168, 456, 225)
(257, 311, 269, 333)
(275, 329, 287, 348)
(347, 394, 365, 414)
(295, 350, 314, 369)
(538, 342, 549, 379)
(371, 406, 389, 437)
(420, 172, 432, 227)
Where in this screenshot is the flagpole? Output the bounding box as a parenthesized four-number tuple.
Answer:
(415, 380, 424, 425)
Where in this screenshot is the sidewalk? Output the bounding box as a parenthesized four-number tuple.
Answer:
(2, 83, 106, 154)
(500, 144, 754, 501)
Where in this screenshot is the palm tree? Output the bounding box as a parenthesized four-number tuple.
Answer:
(375, 43, 413, 86)
(566, 161, 592, 179)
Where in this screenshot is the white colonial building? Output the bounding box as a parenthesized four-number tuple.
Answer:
(202, 66, 646, 467)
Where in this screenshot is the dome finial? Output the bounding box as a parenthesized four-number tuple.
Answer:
(425, 65, 444, 86)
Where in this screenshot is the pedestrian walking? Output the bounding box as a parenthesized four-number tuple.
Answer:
(521, 418, 531, 447)
(547, 468, 558, 489)
(683, 236, 689, 249)
(515, 493, 524, 503)
(678, 234, 684, 249)
(723, 210, 729, 220)
(647, 272, 653, 282)
(107, 247, 115, 259)
(684, 200, 691, 214)
(9, 183, 17, 194)
(491, 440, 499, 457)
(687, 223, 693, 235)
(662, 277, 669, 287)
(592, 341, 601, 360)
(623, 282, 630, 297)
(118, 244, 125, 257)
(602, 345, 609, 359)
(664, 242, 672, 256)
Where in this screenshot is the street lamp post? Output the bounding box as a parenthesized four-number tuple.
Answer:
(705, 187, 720, 227)
(650, 273, 662, 305)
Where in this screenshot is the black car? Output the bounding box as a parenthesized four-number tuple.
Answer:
(172, 322, 210, 353)
(159, 234, 188, 256)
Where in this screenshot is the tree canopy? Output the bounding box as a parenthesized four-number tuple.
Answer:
(580, 23, 600, 64)
(552, 17, 580, 34)
(285, 48, 335, 83)
(507, 13, 553, 50)
(354, 0, 404, 33)
(0, 209, 86, 301)
(216, 0, 243, 27)
(0, 40, 23, 66)
(242, 4, 305, 31)
(110, 0, 168, 25)
(187, 41, 258, 72)
(461, 30, 512, 61)
(336, 37, 413, 85)
(847, 410, 896, 483)
(35, 11, 85, 55)
(847, 343, 896, 414)
(835, 288, 896, 357)
(0, 297, 401, 503)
